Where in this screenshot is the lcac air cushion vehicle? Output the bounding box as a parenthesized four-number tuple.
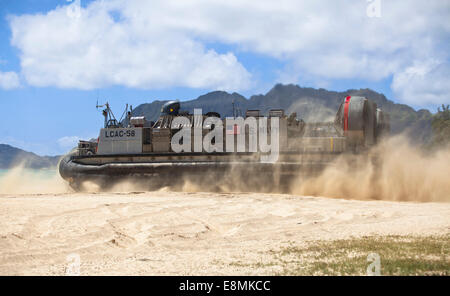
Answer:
(59, 96, 389, 192)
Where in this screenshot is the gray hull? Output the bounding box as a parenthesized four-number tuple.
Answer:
(59, 152, 338, 192)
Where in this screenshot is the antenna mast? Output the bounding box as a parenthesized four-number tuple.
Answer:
(232, 99, 236, 118)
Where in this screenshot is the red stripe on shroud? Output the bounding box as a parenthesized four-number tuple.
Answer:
(344, 96, 351, 133)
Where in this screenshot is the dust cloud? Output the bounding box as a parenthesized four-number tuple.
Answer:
(287, 99, 335, 123)
(174, 135, 450, 202)
(0, 164, 69, 195)
(1, 136, 449, 202)
(291, 136, 450, 202)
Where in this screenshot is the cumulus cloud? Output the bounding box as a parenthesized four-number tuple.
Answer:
(57, 136, 82, 149)
(0, 71, 20, 90)
(9, 1, 251, 91)
(392, 60, 450, 107)
(8, 0, 450, 106)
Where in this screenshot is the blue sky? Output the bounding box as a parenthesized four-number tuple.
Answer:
(0, 0, 449, 156)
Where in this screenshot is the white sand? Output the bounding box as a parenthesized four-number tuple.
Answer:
(0, 191, 448, 275)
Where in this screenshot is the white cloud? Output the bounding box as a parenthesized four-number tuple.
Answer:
(9, 1, 251, 92)
(392, 60, 450, 107)
(8, 0, 450, 106)
(0, 71, 20, 90)
(57, 136, 82, 149)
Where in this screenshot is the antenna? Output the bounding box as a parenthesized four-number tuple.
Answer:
(95, 96, 130, 128)
(95, 99, 113, 128)
(118, 103, 129, 123)
(232, 99, 242, 117)
(96, 99, 104, 110)
(232, 99, 235, 118)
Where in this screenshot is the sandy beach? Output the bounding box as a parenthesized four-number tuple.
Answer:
(0, 190, 448, 275)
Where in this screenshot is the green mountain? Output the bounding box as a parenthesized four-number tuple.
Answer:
(131, 83, 433, 142)
(431, 105, 450, 146)
(0, 84, 435, 167)
(0, 144, 60, 169)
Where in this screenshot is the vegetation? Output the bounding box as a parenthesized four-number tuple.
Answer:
(228, 235, 449, 276)
(431, 104, 450, 146)
(131, 84, 434, 142)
